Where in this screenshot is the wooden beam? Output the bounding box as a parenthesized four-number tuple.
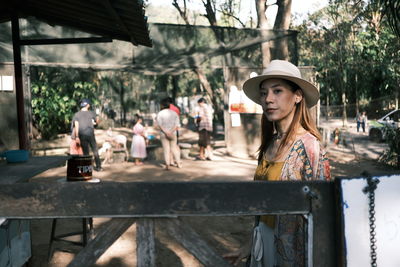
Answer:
(164, 218, 233, 267)
(23, 10, 130, 42)
(66, 218, 135, 267)
(0, 181, 324, 218)
(0, 181, 336, 266)
(19, 37, 113, 46)
(136, 219, 156, 267)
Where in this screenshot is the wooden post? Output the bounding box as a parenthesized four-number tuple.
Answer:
(67, 218, 135, 267)
(164, 218, 233, 267)
(136, 218, 156, 267)
(11, 14, 28, 150)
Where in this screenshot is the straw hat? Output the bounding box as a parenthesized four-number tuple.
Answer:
(243, 60, 319, 108)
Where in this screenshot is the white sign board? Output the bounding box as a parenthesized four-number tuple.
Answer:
(230, 113, 241, 127)
(0, 76, 14, 91)
(340, 175, 400, 267)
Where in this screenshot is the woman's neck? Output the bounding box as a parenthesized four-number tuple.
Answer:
(275, 108, 296, 135)
(275, 121, 292, 136)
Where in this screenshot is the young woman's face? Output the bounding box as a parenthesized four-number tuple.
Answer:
(259, 78, 302, 123)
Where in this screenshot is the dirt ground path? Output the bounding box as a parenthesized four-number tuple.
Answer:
(28, 119, 399, 267)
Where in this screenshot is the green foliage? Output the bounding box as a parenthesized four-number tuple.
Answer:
(31, 67, 98, 139)
(295, 0, 400, 118)
(374, 0, 400, 37)
(379, 125, 400, 167)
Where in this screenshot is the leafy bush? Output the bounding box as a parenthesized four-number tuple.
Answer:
(31, 67, 98, 139)
(379, 126, 400, 167)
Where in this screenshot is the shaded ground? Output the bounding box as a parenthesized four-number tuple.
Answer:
(27, 119, 399, 267)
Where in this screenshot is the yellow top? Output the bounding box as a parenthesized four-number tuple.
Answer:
(254, 160, 284, 228)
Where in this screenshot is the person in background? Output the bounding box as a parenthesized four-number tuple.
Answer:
(356, 111, 362, 132)
(69, 122, 83, 155)
(224, 60, 331, 266)
(359, 111, 368, 133)
(130, 114, 147, 165)
(72, 98, 103, 171)
(356, 111, 368, 133)
(156, 98, 181, 170)
(196, 97, 214, 160)
(334, 128, 341, 145)
(167, 96, 181, 116)
(167, 97, 181, 166)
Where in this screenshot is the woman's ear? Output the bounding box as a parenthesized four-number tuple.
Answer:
(295, 90, 303, 104)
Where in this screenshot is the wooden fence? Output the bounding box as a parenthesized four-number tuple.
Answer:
(0, 181, 337, 266)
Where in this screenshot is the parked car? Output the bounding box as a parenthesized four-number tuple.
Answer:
(369, 109, 400, 142)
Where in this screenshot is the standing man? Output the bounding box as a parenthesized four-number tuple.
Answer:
(166, 97, 181, 166)
(196, 97, 214, 160)
(72, 98, 103, 171)
(356, 111, 362, 132)
(360, 111, 368, 133)
(156, 98, 181, 170)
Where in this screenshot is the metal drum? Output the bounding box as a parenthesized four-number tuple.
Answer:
(66, 155, 93, 181)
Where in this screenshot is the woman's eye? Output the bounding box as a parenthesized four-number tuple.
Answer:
(273, 89, 282, 94)
(260, 91, 267, 96)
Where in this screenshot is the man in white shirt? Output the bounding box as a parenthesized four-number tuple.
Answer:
(156, 98, 181, 170)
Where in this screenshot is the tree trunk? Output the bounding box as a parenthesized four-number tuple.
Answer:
(171, 75, 179, 101)
(195, 67, 221, 122)
(256, 0, 271, 68)
(172, 0, 190, 25)
(355, 72, 359, 113)
(119, 80, 126, 125)
(172, 0, 216, 104)
(203, 0, 217, 26)
(340, 69, 348, 127)
(195, 68, 214, 99)
(273, 0, 292, 60)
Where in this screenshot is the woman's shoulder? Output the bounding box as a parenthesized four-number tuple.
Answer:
(284, 132, 330, 181)
(298, 131, 317, 141)
(292, 132, 321, 154)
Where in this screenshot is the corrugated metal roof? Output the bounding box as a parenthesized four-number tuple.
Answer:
(0, 0, 152, 47)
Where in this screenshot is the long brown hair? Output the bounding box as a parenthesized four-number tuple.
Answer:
(257, 81, 321, 162)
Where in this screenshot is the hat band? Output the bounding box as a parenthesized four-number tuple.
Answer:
(262, 70, 301, 79)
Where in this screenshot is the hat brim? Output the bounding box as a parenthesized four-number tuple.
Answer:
(243, 74, 319, 108)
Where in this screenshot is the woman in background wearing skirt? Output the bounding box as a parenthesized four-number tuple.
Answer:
(130, 114, 147, 165)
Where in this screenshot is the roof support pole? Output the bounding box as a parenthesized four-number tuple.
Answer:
(11, 14, 28, 150)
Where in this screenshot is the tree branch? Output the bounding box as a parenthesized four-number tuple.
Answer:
(201, 0, 217, 26)
(172, 0, 190, 25)
(217, 9, 246, 27)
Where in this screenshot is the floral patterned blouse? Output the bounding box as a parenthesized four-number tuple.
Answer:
(254, 132, 331, 266)
(279, 132, 330, 181)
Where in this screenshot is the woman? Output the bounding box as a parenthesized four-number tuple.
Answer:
(226, 60, 330, 266)
(130, 114, 147, 165)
